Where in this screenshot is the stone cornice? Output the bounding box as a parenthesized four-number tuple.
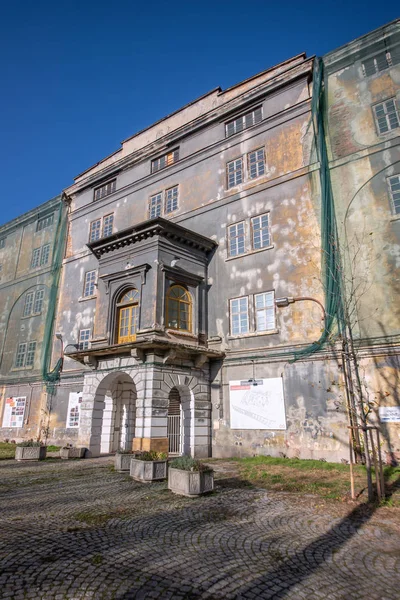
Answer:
(87, 217, 218, 259)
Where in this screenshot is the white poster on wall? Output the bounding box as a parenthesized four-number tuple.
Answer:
(379, 406, 400, 423)
(2, 397, 26, 428)
(229, 378, 286, 430)
(66, 392, 82, 428)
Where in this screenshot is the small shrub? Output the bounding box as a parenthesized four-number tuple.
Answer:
(17, 440, 44, 448)
(169, 456, 213, 473)
(139, 451, 167, 461)
(116, 449, 137, 455)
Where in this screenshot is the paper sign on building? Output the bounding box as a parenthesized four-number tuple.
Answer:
(66, 392, 82, 428)
(379, 406, 400, 423)
(229, 378, 286, 430)
(2, 397, 26, 428)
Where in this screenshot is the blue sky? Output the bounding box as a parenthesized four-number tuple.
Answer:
(0, 1, 398, 225)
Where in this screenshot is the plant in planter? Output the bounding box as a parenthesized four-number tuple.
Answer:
(15, 440, 47, 461)
(130, 451, 168, 482)
(60, 445, 86, 459)
(114, 449, 144, 472)
(168, 456, 214, 497)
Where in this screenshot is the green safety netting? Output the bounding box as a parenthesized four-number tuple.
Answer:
(41, 199, 68, 393)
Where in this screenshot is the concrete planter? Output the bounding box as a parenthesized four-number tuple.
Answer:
(130, 459, 167, 482)
(15, 446, 47, 461)
(168, 467, 214, 497)
(115, 452, 143, 472)
(60, 447, 86, 460)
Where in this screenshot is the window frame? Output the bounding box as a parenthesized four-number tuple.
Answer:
(0, 237, 6, 249)
(36, 213, 54, 232)
(83, 270, 97, 298)
(165, 284, 193, 333)
(225, 106, 263, 138)
(230, 296, 249, 336)
(226, 157, 244, 189)
(227, 221, 246, 257)
(254, 291, 276, 332)
(23, 292, 35, 317)
(31, 248, 41, 268)
(151, 148, 179, 173)
(373, 98, 400, 135)
(165, 186, 179, 214)
(116, 288, 140, 344)
(149, 192, 163, 218)
(15, 341, 36, 368)
(93, 179, 116, 202)
(388, 175, 400, 216)
(89, 218, 102, 242)
(102, 213, 114, 238)
(40, 244, 50, 266)
(78, 329, 91, 351)
(251, 213, 271, 251)
(247, 148, 266, 180)
(33, 289, 44, 314)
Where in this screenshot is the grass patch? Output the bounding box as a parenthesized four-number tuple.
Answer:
(230, 456, 400, 505)
(47, 445, 61, 452)
(0, 442, 16, 460)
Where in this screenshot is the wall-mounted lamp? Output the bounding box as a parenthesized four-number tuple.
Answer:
(275, 296, 326, 329)
(55, 332, 64, 359)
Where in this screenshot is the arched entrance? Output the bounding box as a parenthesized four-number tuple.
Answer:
(167, 386, 192, 456)
(88, 371, 137, 456)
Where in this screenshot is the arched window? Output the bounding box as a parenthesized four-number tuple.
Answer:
(166, 285, 192, 332)
(116, 288, 140, 344)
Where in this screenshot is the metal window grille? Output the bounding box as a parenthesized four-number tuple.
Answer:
(167, 388, 181, 455)
(78, 329, 91, 350)
(0, 238, 6, 249)
(151, 149, 179, 173)
(83, 270, 96, 297)
(389, 175, 400, 215)
(225, 106, 262, 137)
(248, 148, 265, 179)
(31, 248, 41, 268)
(227, 158, 243, 188)
(26, 342, 36, 367)
(15, 343, 27, 367)
(33, 289, 44, 314)
(374, 99, 400, 134)
(36, 214, 54, 231)
(149, 193, 162, 218)
(230, 297, 249, 335)
(165, 186, 179, 213)
(23, 292, 35, 317)
(40, 244, 50, 266)
(102, 214, 114, 237)
(89, 219, 101, 242)
(252, 214, 270, 249)
(93, 179, 116, 201)
(255, 291, 275, 331)
(228, 222, 246, 256)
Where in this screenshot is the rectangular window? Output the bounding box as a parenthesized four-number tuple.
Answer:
(83, 270, 96, 297)
(33, 289, 44, 314)
(388, 175, 400, 215)
(93, 179, 116, 202)
(373, 99, 400, 134)
(31, 248, 41, 268)
(251, 213, 271, 249)
(15, 343, 27, 368)
(150, 193, 162, 218)
(102, 214, 114, 237)
(151, 148, 179, 173)
(227, 158, 243, 188)
(89, 219, 101, 242)
(248, 148, 265, 179)
(78, 329, 91, 350)
(165, 186, 179, 214)
(228, 222, 246, 257)
(230, 297, 249, 335)
(40, 244, 50, 266)
(36, 214, 54, 231)
(26, 341, 36, 367)
(225, 107, 262, 137)
(23, 292, 35, 317)
(255, 291, 275, 332)
(0, 238, 5, 249)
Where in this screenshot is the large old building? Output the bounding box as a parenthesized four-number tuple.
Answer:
(0, 20, 399, 462)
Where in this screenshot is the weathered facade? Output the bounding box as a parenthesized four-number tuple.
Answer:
(323, 20, 400, 461)
(1, 21, 399, 463)
(0, 197, 65, 440)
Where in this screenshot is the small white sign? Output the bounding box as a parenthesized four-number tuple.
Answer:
(66, 392, 82, 428)
(2, 397, 26, 428)
(379, 406, 400, 423)
(229, 378, 286, 430)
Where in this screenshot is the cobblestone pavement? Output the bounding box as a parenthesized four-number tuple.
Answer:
(0, 457, 399, 600)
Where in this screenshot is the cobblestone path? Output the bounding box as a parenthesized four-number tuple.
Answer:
(0, 457, 399, 599)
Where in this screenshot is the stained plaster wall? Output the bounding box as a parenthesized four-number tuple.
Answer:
(323, 21, 400, 459)
(0, 197, 63, 440)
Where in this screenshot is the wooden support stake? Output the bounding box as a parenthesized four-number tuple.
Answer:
(376, 429, 385, 499)
(349, 427, 355, 500)
(369, 429, 381, 501)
